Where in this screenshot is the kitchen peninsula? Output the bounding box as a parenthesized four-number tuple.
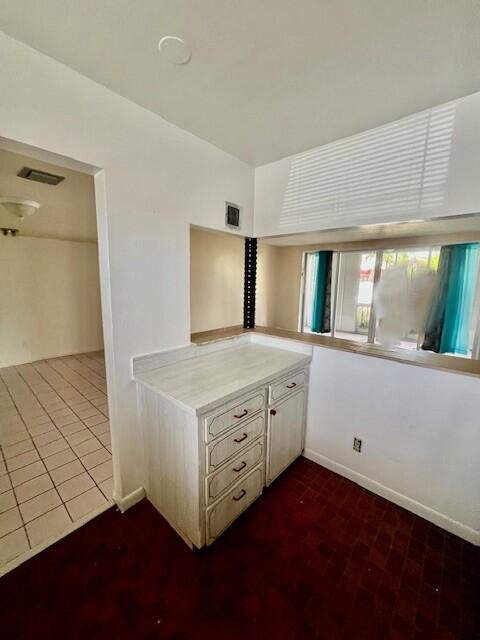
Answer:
(133, 335, 311, 547)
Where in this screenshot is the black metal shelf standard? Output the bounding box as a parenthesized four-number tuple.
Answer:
(243, 237, 257, 329)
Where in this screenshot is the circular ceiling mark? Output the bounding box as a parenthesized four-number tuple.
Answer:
(158, 36, 192, 65)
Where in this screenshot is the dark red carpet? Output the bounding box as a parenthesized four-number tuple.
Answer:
(1, 458, 478, 639)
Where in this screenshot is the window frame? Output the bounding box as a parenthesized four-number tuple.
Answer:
(471, 259, 480, 359)
(300, 243, 480, 360)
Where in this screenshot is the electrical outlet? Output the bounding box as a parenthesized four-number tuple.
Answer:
(353, 437, 362, 453)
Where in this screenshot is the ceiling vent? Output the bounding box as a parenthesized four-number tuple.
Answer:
(17, 166, 65, 186)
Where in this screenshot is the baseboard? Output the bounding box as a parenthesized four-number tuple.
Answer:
(115, 487, 145, 513)
(0, 347, 104, 369)
(303, 449, 480, 546)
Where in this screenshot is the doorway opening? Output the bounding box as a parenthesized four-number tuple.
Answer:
(0, 140, 113, 573)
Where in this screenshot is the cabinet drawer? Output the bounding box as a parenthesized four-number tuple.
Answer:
(206, 465, 264, 545)
(206, 414, 265, 472)
(206, 438, 264, 504)
(205, 391, 265, 441)
(269, 369, 306, 404)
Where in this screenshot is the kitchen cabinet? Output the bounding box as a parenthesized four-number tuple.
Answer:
(134, 339, 310, 548)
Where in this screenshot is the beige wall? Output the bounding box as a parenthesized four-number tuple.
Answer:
(0, 148, 103, 366)
(0, 236, 103, 366)
(190, 228, 244, 333)
(256, 242, 279, 327)
(257, 243, 304, 332)
(189, 227, 304, 334)
(269, 245, 303, 331)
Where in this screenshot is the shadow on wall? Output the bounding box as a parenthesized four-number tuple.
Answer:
(281, 103, 456, 229)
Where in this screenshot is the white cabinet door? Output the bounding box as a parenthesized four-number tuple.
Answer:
(267, 389, 306, 484)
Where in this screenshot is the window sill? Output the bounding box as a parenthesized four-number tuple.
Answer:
(191, 325, 480, 379)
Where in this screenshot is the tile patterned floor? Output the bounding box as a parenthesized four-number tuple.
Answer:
(0, 457, 477, 639)
(0, 352, 113, 570)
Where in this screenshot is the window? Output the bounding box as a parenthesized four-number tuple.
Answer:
(301, 244, 480, 359)
(378, 248, 441, 350)
(335, 251, 376, 343)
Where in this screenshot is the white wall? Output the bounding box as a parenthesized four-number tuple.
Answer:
(253, 92, 480, 543)
(304, 346, 480, 542)
(0, 32, 254, 500)
(0, 236, 103, 366)
(254, 92, 480, 237)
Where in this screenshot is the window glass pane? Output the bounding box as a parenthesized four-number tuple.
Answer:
(302, 252, 317, 333)
(470, 264, 480, 356)
(375, 247, 440, 350)
(334, 252, 375, 343)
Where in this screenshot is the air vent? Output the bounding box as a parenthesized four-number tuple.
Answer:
(225, 202, 241, 229)
(17, 167, 65, 186)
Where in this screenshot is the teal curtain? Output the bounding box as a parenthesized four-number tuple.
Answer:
(310, 251, 333, 333)
(422, 243, 479, 355)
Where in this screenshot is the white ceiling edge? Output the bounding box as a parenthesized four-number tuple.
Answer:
(0, 136, 100, 176)
(258, 214, 480, 246)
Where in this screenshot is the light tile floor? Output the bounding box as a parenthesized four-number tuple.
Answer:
(0, 352, 113, 570)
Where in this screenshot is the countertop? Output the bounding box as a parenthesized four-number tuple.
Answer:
(191, 325, 480, 380)
(134, 342, 311, 415)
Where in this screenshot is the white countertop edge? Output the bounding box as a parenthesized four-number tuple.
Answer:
(134, 353, 311, 416)
(131, 332, 313, 379)
(249, 332, 313, 355)
(133, 334, 313, 416)
(131, 334, 252, 377)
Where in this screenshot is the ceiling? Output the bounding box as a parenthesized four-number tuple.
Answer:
(0, 147, 97, 242)
(1, 1, 479, 166)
